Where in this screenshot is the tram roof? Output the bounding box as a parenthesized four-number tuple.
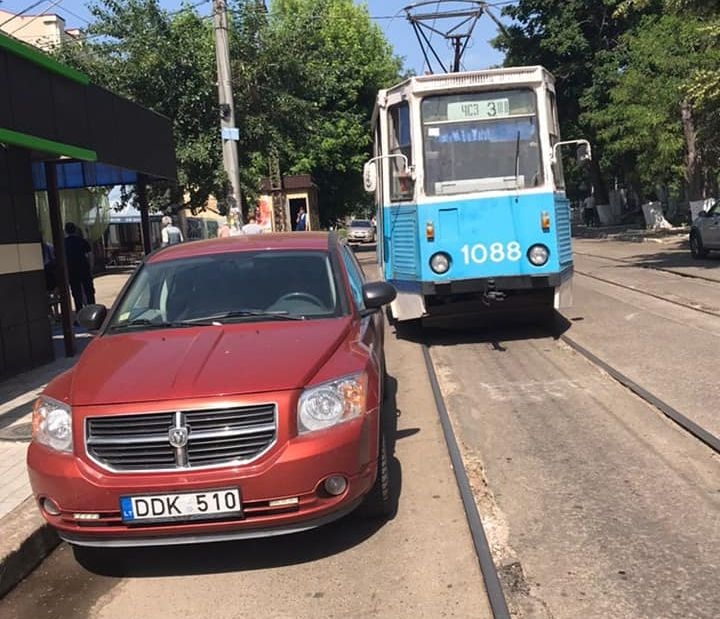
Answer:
(379, 65, 555, 101)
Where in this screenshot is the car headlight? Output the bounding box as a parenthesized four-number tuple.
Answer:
(298, 372, 368, 434)
(430, 252, 451, 274)
(32, 396, 73, 453)
(527, 244, 550, 266)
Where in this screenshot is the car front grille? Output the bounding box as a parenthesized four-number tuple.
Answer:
(85, 405, 277, 472)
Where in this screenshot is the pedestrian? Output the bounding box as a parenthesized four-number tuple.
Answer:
(64, 222, 95, 313)
(161, 215, 184, 247)
(241, 213, 264, 235)
(218, 222, 231, 238)
(41, 240, 56, 293)
(583, 192, 599, 227)
(296, 207, 307, 231)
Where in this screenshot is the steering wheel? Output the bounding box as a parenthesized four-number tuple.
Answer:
(275, 292, 325, 307)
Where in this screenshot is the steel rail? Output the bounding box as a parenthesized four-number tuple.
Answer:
(574, 250, 720, 285)
(560, 334, 720, 455)
(421, 344, 511, 619)
(574, 269, 720, 318)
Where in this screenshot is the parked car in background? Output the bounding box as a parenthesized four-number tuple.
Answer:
(27, 232, 397, 550)
(347, 219, 376, 244)
(690, 201, 720, 258)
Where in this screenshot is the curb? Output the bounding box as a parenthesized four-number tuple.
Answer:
(0, 497, 59, 599)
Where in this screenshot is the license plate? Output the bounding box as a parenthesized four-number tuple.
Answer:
(120, 488, 242, 523)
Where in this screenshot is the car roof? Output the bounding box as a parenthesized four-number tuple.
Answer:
(146, 232, 334, 264)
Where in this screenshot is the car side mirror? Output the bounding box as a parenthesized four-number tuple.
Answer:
(78, 304, 107, 331)
(361, 281, 396, 310)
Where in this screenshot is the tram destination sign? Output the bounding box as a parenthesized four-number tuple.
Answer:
(447, 98, 510, 121)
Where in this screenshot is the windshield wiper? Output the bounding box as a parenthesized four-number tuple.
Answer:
(109, 318, 216, 331)
(179, 309, 306, 323)
(109, 309, 306, 332)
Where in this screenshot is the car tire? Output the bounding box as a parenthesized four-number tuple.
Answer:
(358, 425, 393, 518)
(690, 230, 709, 259)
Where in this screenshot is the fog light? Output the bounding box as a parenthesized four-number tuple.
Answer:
(41, 497, 61, 516)
(73, 513, 101, 520)
(323, 475, 348, 496)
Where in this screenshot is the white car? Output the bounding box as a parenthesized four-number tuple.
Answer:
(347, 219, 376, 244)
(690, 201, 720, 258)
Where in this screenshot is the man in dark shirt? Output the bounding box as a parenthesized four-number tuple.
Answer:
(64, 222, 95, 312)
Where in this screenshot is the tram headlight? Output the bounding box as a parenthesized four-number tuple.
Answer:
(430, 252, 451, 274)
(527, 244, 550, 266)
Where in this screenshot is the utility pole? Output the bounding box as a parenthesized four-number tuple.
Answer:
(213, 0, 242, 225)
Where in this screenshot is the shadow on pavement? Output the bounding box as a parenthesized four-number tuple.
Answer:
(390, 309, 573, 348)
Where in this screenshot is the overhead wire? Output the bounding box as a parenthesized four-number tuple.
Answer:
(4, 0, 64, 36)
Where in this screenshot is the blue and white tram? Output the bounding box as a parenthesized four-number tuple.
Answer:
(363, 65, 590, 323)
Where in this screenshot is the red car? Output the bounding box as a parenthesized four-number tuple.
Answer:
(27, 232, 396, 548)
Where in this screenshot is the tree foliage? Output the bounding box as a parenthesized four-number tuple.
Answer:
(55, 0, 223, 212)
(495, 0, 720, 206)
(233, 0, 402, 223)
(54, 0, 402, 223)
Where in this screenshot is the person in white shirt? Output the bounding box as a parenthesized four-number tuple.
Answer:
(161, 216, 184, 246)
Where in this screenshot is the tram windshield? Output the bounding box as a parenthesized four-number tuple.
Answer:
(421, 89, 543, 196)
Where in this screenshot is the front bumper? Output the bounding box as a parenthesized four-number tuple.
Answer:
(27, 415, 378, 547)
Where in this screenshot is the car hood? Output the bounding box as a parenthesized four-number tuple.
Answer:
(67, 320, 351, 406)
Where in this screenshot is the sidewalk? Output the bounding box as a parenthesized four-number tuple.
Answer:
(572, 222, 690, 243)
(0, 271, 130, 598)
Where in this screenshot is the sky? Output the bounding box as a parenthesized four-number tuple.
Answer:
(0, 0, 507, 74)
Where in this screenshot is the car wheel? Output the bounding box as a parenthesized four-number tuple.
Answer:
(690, 230, 709, 259)
(359, 426, 393, 518)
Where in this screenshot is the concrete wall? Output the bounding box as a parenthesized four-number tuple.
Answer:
(0, 146, 53, 378)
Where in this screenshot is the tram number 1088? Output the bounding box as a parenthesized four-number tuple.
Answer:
(460, 242, 522, 264)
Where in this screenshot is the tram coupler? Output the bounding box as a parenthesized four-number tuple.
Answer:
(482, 280, 506, 305)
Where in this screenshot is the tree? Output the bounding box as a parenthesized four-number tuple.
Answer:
(233, 0, 403, 224)
(55, 0, 228, 212)
(583, 15, 720, 201)
(495, 0, 663, 204)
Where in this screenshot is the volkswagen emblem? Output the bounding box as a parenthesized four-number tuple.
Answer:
(168, 426, 189, 448)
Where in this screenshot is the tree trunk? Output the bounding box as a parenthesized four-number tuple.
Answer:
(681, 99, 705, 201)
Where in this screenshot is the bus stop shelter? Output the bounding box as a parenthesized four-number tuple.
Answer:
(0, 32, 176, 378)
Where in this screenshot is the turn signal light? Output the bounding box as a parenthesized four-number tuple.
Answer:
(426, 221, 435, 241)
(541, 211, 551, 232)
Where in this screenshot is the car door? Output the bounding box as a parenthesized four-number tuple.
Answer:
(339, 244, 384, 379)
(703, 203, 720, 248)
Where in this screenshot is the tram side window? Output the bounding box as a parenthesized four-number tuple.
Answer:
(547, 91, 565, 189)
(387, 102, 414, 202)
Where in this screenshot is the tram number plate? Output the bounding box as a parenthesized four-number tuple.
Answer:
(120, 488, 242, 523)
(461, 242, 522, 264)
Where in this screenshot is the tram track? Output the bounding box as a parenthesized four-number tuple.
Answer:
(574, 250, 720, 285)
(421, 343, 512, 619)
(419, 310, 720, 618)
(574, 268, 720, 318)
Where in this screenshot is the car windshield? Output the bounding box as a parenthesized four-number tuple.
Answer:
(350, 220, 372, 228)
(108, 250, 341, 330)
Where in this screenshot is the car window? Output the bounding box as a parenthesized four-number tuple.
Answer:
(340, 245, 366, 310)
(109, 250, 341, 328)
(351, 220, 372, 228)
